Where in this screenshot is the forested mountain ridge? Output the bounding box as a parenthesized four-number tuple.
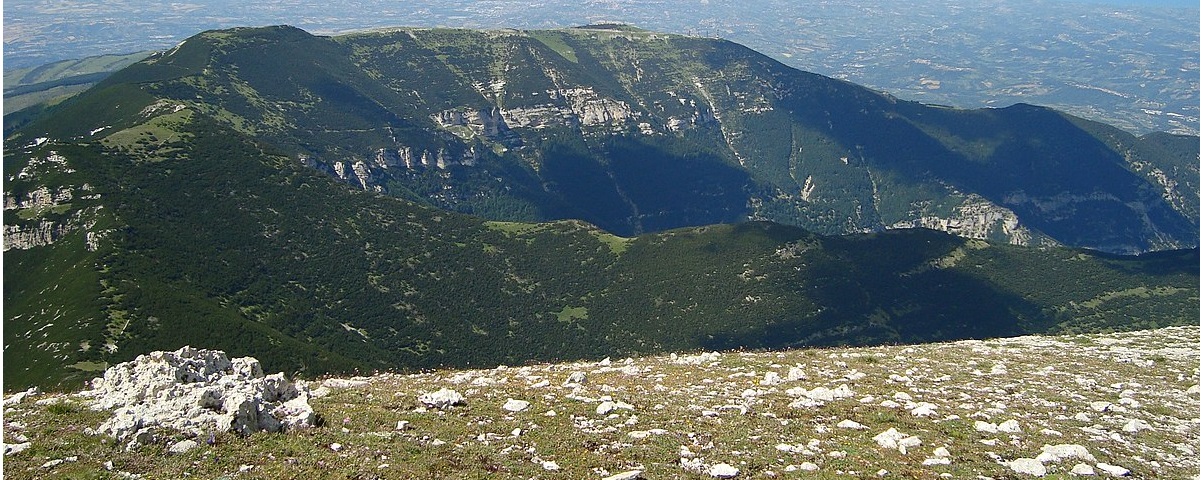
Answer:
(12, 24, 1198, 254)
(3, 25, 1197, 390)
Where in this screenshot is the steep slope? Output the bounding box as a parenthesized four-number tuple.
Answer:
(15, 25, 1194, 254)
(4, 67, 1197, 390)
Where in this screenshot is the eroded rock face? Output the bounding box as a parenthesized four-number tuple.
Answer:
(80, 346, 315, 449)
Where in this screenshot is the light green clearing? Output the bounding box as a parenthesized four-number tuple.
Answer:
(555, 306, 588, 322)
(1078, 286, 1190, 309)
(529, 32, 579, 63)
(66, 361, 107, 372)
(594, 232, 631, 255)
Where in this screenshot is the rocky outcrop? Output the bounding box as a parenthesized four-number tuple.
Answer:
(499, 87, 637, 131)
(431, 108, 522, 147)
(79, 346, 315, 449)
(3, 221, 72, 251)
(890, 194, 1040, 247)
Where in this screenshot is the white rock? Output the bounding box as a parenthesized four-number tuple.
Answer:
(329, 443, 343, 452)
(396, 420, 409, 430)
(167, 439, 198, 454)
(922, 457, 951, 466)
(873, 428, 920, 453)
(1089, 401, 1113, 412)
(974, 421, 999, 433)
(418, 388, 464, 409)
(785, 366, 806, 381)
(602, 470, 644, 480)
(1070, 463, 1096, 475)
(1007, 458, 1047, 476)
(1121, 419, 1152, 433)
(4, 387, 39, 406)
(596, 401, 617, 415)
(998, 419, 1022, 433)
(5, 442, 31, 455)
(81, 347, 315, 447)
(910, 403, 938, 417)
(502, 399, 530, 413)
(761, 371, 782, 386)
(1035, 444, 1096, 464)
(933, 446, 951, 458)
(836, 419, 867, 430)
(799, 462, 819, 471)
(708, 463, 740, 478)
(1096, 463, 1130, 477)
(541, 460, 560, 471)
(564, 371, 588, 386)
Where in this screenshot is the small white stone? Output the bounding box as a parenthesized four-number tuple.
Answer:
(1089, 401, 1113, 412)
(1096, 463, 1130, 477)
(329, 443, 343, 452)
(541, 460, 560, 471)
(502, 398, 530, 413)
(167, 439, 198, 454)
(836, 419, 867, 430)
(596, 401, 617, 415)
(799, 462, 819, 471)
(708, 463, 739, 478)
(418, 388, 464, 409)
(1036, 444, 1096, 464)
(602, 470, 643, 480)
(998, 419, 1022, 433)
(5, 442, 31, 456)
(1070, 463, 1096, 476)
(1007, 458, 1047, 476)
(1121, 419, 1151, 433)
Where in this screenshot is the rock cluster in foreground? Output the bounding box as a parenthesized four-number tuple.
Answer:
(77, 346, 315, 449)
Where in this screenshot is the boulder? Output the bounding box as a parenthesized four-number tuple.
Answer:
(418, 388, 464, 409)
(1007, 458, 1047, 476)
(80, 346, 315, 449)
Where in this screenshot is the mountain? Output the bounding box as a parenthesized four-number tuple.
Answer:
(3, 26, 1197, 390)
(22, 24, 1194, 254)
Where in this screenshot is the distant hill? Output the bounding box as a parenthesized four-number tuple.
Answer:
(3, 26, 1197, 390)
(2, 52, 152, 118)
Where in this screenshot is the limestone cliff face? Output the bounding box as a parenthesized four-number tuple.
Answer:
(3, 151, 109, 252)
(890, 195, 1046, 247)
(3, 221, 72, 251)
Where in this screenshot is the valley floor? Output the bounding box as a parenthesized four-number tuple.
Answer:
(4, 326, 1199, 479)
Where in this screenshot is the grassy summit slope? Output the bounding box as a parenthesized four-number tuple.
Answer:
(3, 326, 1197, 478)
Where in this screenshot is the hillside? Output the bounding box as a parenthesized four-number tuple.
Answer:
(3, 326, 1197, 479)
(3, 90, 1197, 391)
(10, 25, 1198, 254)
(4, 26, 1199, 391)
